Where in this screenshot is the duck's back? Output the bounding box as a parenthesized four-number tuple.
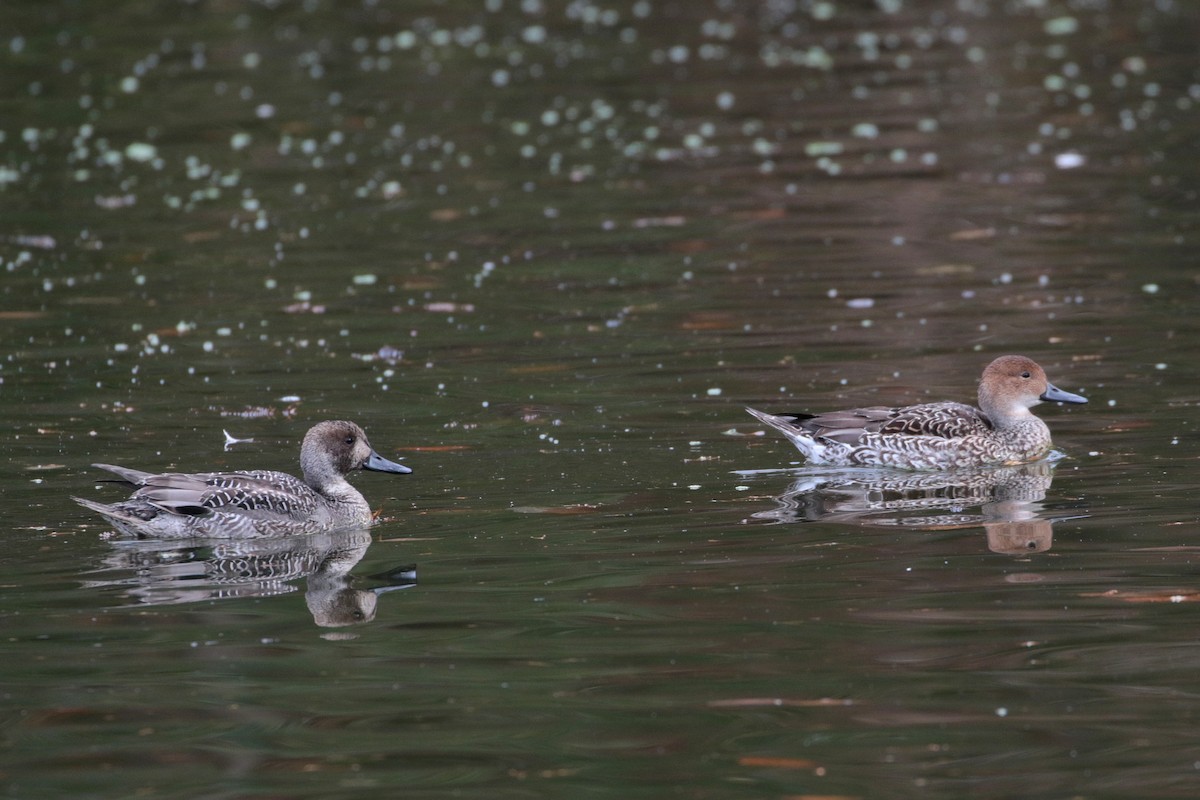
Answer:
(130, 469, 323, 520)
(794, 401, 991, 445)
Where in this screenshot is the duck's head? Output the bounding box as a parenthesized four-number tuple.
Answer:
(978, 355, 1087, 421)
(301, 420, 411, 484)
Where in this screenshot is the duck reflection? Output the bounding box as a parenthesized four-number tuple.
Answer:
(745, 460, 1072, 554)
(83, 528, 417, 626)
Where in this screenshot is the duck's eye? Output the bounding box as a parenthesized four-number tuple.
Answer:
(1020, 371, 1031, 378)
(345, 436, 355, 445)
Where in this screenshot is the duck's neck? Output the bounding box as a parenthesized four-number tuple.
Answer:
(307, 473, 362, 503)
(979, 392, 1035, 431)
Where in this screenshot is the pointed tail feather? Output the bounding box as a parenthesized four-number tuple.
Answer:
(90, 463, 155, 485)
(745, 406, 821, 461)
(73, 496, 151, 530)
(73, 496, 117, 516)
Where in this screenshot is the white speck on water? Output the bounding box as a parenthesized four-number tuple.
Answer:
(851, 122, 879, 139)
(1054, 151, 1086, 169)
(1155, 363, 1167, 370)
(706, 387, 722, 396)
(805, 141, 843, 157)
(230, 132, 252, 150)
(845, 297, 874, 309)
(279, 395, 301, 402)
(353, 273, 377, 285)
(996, 707, 1009, 717)
(735, 485, 749, 491)
(688, 484, 701, 490)
(481, 400, 489, 408)
(1044, 16, 1079, 35)
(1141, 283, 1159, 294)
(125, 142, 157, 162)
(1107, 399, 1116, 407)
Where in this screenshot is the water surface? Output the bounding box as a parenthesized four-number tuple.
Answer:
(3, 1, 1199, 798)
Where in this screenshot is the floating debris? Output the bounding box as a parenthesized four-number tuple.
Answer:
(352, 345, 404, 364)
(211, 405, 294, 419)
(948, 228, 995, 241)
(222, 429, 255, 450)
(95, 194, 137, 209)
(511, 504, 602, 515)
(6, 234, 56, 249)
(632, 215, 686, 228)
(283, 301, 326, 314)
(423, 301, 474, 313)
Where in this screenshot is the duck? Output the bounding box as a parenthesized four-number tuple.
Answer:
(74, 420, 411, 538)
(745, 355, 1087, 470)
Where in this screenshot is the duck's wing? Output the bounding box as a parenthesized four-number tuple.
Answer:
(91, 463, 158, 485)
(874, 402, 992, 439)
(786, 407, 896, 444)
(131, 470, 319, 519)
(794, 402, 991, 444)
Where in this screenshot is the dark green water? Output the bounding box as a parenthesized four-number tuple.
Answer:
(3, 1, 1199, 797)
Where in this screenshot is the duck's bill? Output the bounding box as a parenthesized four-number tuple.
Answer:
(1041, 382, 1088, 404)
(365, 451, 413, 474)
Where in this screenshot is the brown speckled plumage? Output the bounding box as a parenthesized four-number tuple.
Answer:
(747, 355, 1087, 470)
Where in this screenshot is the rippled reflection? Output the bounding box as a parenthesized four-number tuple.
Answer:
(82, 529, 417, 626)
(743, 459, 1082, 554)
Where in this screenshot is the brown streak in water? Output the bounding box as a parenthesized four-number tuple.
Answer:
(708, 697, 854, 708)
(1081, 589, 1200, 603)
(738, 756, 819, 770)
(509, 363, 570, 374)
